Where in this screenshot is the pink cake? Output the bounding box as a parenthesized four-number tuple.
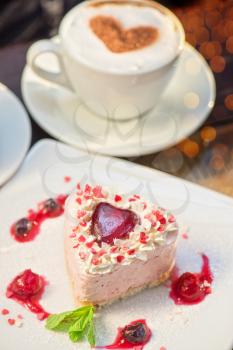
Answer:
(64, 183, 178, 306)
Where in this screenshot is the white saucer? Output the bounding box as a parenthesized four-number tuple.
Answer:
(0, 83, 31, 186)
(21, 43, 215, 157)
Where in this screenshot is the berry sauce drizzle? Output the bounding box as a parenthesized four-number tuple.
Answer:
(169, 254, 213, 305)
(95, 319, 151, 350)
(6, 269, 49, 320)
(10, 195, 67, 243)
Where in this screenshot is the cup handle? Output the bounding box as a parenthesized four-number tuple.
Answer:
(27, 39, 73, 91)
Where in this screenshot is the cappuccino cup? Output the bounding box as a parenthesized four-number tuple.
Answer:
(27, 0, 185, 120)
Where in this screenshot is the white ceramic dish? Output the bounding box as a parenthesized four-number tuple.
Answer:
(0, 139, 232, 350)
(0, 83, 31, 186)
(21, 43, 215, 157)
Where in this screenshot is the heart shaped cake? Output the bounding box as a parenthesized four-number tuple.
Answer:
(64, 183, 178, 306)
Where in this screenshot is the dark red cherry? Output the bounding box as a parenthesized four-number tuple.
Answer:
(43, 198, 60, 213)
(123, 322, 147, 344)
(8, 269, 43, 300)
(91, 202, 138, 244)
(14, 218, 33, 237)
(173, 272, 204, 302)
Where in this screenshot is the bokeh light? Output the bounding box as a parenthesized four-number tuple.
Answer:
(210, 55, 226, 73)
(224, 94, 233, 110)
(212, 143, 229, 157)
(200, 126, 217, 143)
(226, 36, 233, 53)
(209, 155, 225, 171)
(177, 139, 200, 159)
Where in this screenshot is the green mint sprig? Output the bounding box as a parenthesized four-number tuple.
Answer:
(45, 305, 95, 347)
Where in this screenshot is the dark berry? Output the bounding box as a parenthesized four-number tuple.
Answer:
(14, 218, 32, 237)
(43, 198, 59, 213)
(123, 322, 146, 344)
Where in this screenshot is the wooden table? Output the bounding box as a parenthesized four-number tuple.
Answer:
(1, 0, 233, 197)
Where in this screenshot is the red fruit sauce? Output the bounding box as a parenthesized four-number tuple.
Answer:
(10, 195, 67, 243)
(95, 319, 151, 350)
(170, 254, 213, 305)
(91, 202, 138, 244)
(6, 269, 49, 320)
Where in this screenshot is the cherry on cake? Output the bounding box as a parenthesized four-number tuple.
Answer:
(64, 183, 178, 306)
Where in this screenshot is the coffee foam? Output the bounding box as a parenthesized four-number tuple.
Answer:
(61, 1, 183, 73)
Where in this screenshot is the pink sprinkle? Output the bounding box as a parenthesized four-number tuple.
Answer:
(17, 314, 23, 320)
(116, 255, 125, 263)
(90, 248, 97, 255)
(69, 233, 76, 238)
(78, 235, 86, 243)
(79, 252, 87, 260)
(77, 183, 81, 190)
(91, 257, 100, 265)
(114, 194, 122, 202)
(157, 225, 164, 232)
(155, 210, 164, 221)
(76, 197, 82, 205)
(77, 210, 86, 219)
(84, 195, 92, 200)
(182, 233, 189, 239)
(127, 249, 135, 255)
(159, 217, 166, 225)
(133, 194, 140, 199)
(80, 221, 87, 227)
(86, 241, 94, 248)
(160, 347, 167, 350)
(98, 249, 106, 257)
(168, 215, 175, 223)
(73, 243, 79, 249)
(128, 198, 136, 202)
(93, 185, 104, 198)
(139, 232, 147, 244)
(142, 202, 147, 210)
(1, 309, 9, 315)
(110, 246, 118, 253)
(84, 184, 91, 193)
(151, 221, 156, 227)
(64, 176, 71, 183)
(8, 319, 15, 326)
(121, 245, 128, 252)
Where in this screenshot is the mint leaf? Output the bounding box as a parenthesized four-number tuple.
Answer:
(46, 313, 71, 331)
(46, 306, 94, 331)
(69, 330, 84, 343)
(45, 305, 96, 347)
(85, 321, 95, 347)
(68, 315, 88, 332)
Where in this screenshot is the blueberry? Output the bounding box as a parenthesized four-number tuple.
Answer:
(122, 322, 146, 344)
(43, 198, 59, 213)
(14, 218, 32, 237)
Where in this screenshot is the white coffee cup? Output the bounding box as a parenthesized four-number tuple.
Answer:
(27, 0, 185, 120)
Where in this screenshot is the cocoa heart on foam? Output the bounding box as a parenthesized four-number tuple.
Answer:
(91, 202, 138, 244)
(90, 15, 158, 53)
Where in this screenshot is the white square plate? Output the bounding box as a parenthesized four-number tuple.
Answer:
(0, 139, 233, 350)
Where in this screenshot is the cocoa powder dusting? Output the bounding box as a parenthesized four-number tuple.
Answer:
(90, 15, 158, 53)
